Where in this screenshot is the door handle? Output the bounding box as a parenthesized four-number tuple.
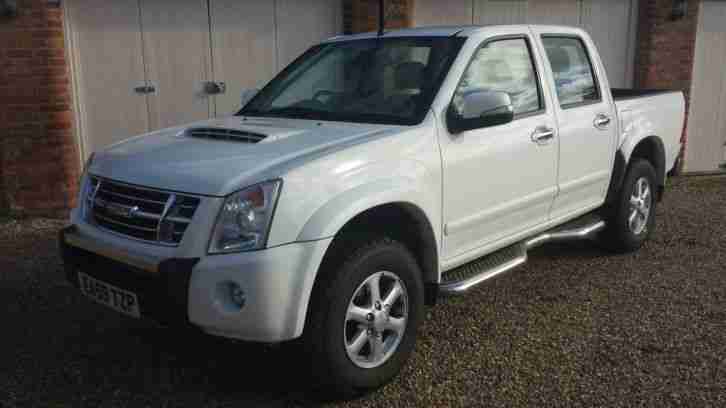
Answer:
(133, 83, 156, 94)
(203, 81, 226, 95)
(594, 114, 611, 130)
(531, 127, 554, 145)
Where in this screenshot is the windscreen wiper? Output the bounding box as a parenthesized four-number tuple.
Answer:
(264, 106, 324, 120)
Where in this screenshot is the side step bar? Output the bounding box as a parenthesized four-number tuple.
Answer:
(439, 215, 606, 296)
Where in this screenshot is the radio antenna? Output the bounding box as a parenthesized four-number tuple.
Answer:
(378, 0, 385, 36)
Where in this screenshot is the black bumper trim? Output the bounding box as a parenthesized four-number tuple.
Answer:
(59, 226, 199, 326)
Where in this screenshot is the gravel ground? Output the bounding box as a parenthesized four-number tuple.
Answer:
(1, 175, 725, 407)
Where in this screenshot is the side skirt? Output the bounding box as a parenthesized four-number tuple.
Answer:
(439, 213, 605, 296)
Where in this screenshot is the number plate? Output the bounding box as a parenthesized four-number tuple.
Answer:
(78, 272, 140, 318)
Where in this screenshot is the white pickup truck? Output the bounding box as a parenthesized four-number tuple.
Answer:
(60, 25, 685, 394)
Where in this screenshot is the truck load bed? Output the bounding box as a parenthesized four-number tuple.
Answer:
(611, 88, 685, 175)
(611, 88, 680, 101)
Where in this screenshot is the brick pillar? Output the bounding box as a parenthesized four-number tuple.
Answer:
(345, 0, 414, 34)
(0, 0, 79, 217)
(634, 0, 700, 170)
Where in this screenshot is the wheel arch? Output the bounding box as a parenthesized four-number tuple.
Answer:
(610, 135, 666, 205)
(629, 136, 666, 188)
(315, 202, 440, 305)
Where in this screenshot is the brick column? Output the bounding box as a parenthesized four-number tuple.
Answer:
(344, 0, 414, 34)
(634, 0, 700, 170)
(0, 0, 79, 217)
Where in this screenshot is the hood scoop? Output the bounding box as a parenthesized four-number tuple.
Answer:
(187, 127, 266, 143)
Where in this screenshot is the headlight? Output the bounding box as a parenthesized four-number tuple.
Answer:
(83, 152, 95, 174)
(208, 180, 282, 253)
(80, 153, 98, 220)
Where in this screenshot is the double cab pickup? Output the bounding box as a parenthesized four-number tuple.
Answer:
(60, 25, 685, 394)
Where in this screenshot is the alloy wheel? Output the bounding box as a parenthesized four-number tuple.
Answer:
(344, 271, 408, 369)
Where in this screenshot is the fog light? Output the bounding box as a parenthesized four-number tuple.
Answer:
(215, 281, 246, 313)
(229, 282, 246, 308)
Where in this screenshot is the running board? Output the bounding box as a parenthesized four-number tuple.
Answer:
(439, 214, 605, 296)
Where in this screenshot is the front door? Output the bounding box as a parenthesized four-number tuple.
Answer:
(440, 35, 558, 260)
(534, 32, 618, 219)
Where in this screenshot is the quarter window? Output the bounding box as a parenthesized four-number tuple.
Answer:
(455, 38, 542, 116)
(542, 37, 601, 107)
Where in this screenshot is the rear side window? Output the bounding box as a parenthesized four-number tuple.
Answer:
(456, 38, 542, 116)
(542, 37, 600, 108)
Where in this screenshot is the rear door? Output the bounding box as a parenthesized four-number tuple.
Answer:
(439, 32, 558, 260)
(531, 28, 618, 220)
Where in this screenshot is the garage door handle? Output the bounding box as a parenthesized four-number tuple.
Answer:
(203, 81, 226, 95)
(134, 84, 156, 94)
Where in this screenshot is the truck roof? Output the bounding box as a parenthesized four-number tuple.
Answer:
(325, 24, 582, 42)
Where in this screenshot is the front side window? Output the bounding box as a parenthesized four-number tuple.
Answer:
(240, 37, 465, 125)
(455, 38, 542, 116)
(542, 36, 601, 107)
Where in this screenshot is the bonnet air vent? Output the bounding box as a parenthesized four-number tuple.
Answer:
(187, 127, 266, 143)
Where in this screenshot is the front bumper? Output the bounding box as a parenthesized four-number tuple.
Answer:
(59, 225, 332, 342)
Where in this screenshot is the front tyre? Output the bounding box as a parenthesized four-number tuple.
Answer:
(601, 158, 658, 253)
(303, 237, 424, 397)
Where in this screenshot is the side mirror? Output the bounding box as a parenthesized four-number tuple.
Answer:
(447, 90, 514, 134)
(240, 88, 259, 108)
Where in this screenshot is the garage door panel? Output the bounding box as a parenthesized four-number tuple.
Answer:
(439, 1, 637, 88)
(276, 0, 341, 69)
(581, 0, 636, 87)
(141, 0, 212, 130)
(527, 0, 580, 25)
(415, 0, 473, 26)
(67, 0, 149, 154)
(685, 1, 726, 172)
(209, 0, 277, 116)
(474, 0, 528, 25)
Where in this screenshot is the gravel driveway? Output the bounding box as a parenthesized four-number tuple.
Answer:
(1, 176, 725, 407)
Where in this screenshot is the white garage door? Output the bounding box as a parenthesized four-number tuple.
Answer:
(413, 0, 638, 87)
(64, 0, 341, 157)
(684, 0, 726, 173)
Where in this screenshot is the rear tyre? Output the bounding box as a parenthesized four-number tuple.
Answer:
(302, 237, 424, 398)
(600, 158, 658, 253)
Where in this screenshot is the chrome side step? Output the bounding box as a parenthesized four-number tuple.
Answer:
(439, 214, 606, 296)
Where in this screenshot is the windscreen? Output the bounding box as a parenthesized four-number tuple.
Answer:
(239, 37, 465, 125)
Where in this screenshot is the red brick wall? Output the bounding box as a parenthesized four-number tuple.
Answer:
(0, 0, 79, 217)
(635, 0, 700, 169)
(347, 0, 413, 34)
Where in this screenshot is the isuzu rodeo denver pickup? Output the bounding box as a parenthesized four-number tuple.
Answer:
(60, 25, 685, 394)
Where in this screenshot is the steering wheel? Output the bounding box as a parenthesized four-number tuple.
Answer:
(385, 94, 417, 114)
(313, 90, 337, 104)
(290, 99, 328, 110)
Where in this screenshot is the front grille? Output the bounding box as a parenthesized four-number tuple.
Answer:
(187, 127, 266, 143)
(87, 177, 200, 245)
